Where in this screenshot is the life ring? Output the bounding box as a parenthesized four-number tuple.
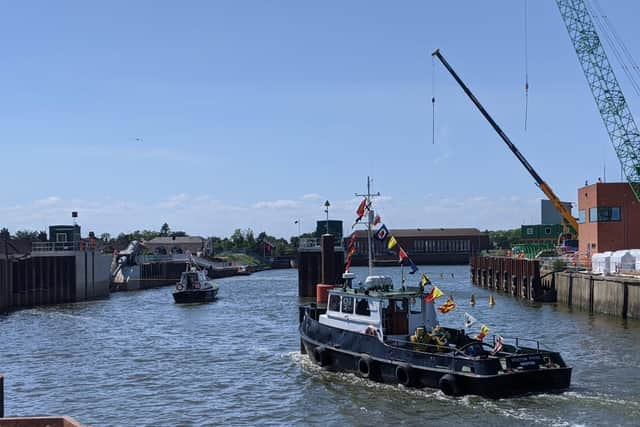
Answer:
(357, 356, 373, 379)
(395, 363, 414, 387)
(313, 346, 329, 367)
(176, 284, 184, 291)
(438, 374, 461, 396)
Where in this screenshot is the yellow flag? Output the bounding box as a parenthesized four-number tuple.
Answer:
(420, 273, 429, 286)
(387, 236, 397, 249)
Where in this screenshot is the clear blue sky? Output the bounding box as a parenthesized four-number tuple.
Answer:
(1, 0, 639, 238)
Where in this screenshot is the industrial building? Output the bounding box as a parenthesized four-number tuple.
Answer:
(346, 228, 490, 265)
(577, 182, 640, 258)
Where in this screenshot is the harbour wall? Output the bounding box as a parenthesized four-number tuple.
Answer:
(555, 271, 640, 319)
(470, 256, 552, 302)
(0, 251, 110, 313)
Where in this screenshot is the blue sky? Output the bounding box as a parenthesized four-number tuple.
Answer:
(1, 1, 639, 238)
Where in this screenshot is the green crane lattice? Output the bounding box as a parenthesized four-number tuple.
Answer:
(556, 0, 640, 201)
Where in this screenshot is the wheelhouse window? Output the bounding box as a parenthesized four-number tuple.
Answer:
(329, 294, 341, 312)
(341, 296, 354, 313)
(355, 298, 371, 316)
(589, 207, 621, 222)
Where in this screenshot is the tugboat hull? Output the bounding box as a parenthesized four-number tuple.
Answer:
(300, 315, 571, 399)
(173, 288, 218, 304)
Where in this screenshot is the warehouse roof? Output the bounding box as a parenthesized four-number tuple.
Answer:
(351, 228, 486, 238)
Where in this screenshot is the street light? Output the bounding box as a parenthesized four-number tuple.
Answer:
(324, 200, 330, 235)
(294, 219, 301, 237)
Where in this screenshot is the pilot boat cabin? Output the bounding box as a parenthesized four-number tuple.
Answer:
(318, 276, 438, 341)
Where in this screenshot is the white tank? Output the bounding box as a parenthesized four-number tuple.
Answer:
(591, 251, 612, 275)
(610, 250, 636, 273)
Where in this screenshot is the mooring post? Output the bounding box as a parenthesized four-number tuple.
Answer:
(320, 234, 335, 285)
(1, 372, 4, 418)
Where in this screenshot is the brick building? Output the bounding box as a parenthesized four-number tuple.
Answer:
(345, 228, 490, 265)
(577, 182, 640, 257)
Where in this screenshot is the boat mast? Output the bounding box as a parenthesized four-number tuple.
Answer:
(356, 176, 380, 277)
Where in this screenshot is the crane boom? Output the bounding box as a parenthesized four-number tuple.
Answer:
(555, 0, 640, 202)
(432, 49, 580, 234)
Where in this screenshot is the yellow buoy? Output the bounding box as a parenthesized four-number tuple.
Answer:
(470, 294, 476, 306)
(489, 294, 495, 306)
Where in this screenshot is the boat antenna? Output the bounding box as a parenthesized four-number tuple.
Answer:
(355, 176, 380, 277)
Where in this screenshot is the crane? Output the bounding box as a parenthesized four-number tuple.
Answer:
(431, 49, 580, 236)
(555, 0, 640, 202)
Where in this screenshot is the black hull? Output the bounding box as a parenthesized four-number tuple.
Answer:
(173, 288, 218, 304)
(300, 315, 571, 399)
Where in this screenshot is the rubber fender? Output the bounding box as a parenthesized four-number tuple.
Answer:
(313, 346, 329, 367)
(438, 374, 461, 396)
(357, 356, 372, 379)
(395, 363, 414, 387)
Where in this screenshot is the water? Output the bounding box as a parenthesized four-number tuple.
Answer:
(1, 265, 639, 426)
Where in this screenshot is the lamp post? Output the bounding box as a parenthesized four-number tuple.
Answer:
(324, 200, 330, 235)
(294, 219, 301, 237)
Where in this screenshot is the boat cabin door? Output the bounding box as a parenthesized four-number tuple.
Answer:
(382, 298, 408, 336)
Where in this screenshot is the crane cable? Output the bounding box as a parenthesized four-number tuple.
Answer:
(432, 54, 436, 144)
(524, 0, 529, 131)
(587, 0, 640, 98)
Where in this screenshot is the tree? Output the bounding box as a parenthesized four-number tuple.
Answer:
(100, 233, 112, 243)
(0, 228, 9, 240)
(230, 229, 245, 249)
(160, 223, 170, 237)
(37, 231, 48, 241)
(14, 230, 40, 240)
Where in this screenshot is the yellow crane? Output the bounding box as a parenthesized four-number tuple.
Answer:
(431, 49, 579, 237)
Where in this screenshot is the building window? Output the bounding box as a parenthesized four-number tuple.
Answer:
(578, 210, 586, 224)
(329, 295, 341, 312)
(526, 227, 534, 236)
(544, 227, 552, 235)
(589, 207, 622, 222)
(56, 233, 67, 242)
(355, 298, 370, 316)
(414, 240, 425, 253)
(341, 296, 354, 314)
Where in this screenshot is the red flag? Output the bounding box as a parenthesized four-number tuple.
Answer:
(355, 198, 367, 222)
(398, 247, 408, 263)
(373, 214, 381, 226)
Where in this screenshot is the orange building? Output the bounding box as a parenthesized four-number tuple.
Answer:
(577, 182, 640, 257)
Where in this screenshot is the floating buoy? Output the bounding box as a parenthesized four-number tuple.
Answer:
(489, 294, 495, 306)
(470, 294, 476, 306)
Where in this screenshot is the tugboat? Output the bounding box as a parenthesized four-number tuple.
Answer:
(299, 179, 571, 398)
(173, 265, 219, 304)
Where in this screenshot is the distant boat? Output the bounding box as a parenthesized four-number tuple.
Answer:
(173, 266, 219, 304)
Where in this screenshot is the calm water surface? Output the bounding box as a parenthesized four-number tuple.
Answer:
(1, 265, 639, 426)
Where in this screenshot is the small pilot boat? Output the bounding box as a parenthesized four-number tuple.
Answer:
(173, 267, 219, 303)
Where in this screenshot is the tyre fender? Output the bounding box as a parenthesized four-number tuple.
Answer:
(395, 363, 414, 387)
(438, 373, 461, 396)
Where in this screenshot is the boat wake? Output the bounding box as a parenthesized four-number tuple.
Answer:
(287, 351, 638, 426)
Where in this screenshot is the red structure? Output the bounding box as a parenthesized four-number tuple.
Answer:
(577, 182, 640, 258)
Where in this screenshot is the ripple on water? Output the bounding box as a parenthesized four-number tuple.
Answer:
(1, 266, 640, 426)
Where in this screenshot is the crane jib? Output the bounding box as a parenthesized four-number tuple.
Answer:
(431, 49, 577, 233)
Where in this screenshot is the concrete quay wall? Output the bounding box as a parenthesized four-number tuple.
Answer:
(556, 271, 640, 319)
